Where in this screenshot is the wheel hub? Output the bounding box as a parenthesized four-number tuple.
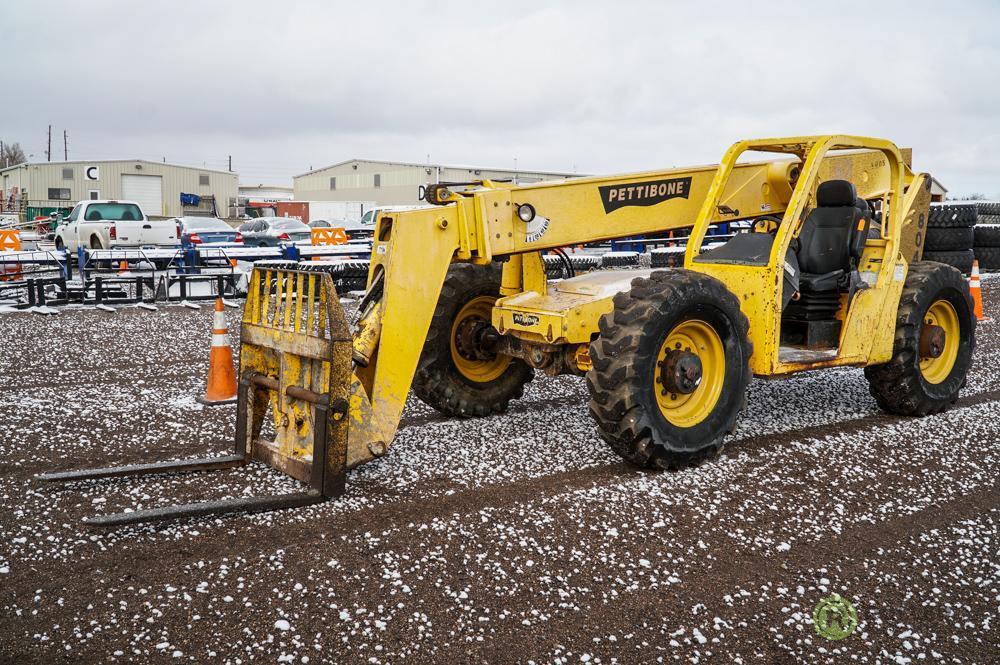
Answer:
(659, 349, 703, 395)
(919, 324, 946, 359)
(454, 316, 500, 362)
(919, 299, 961, 385)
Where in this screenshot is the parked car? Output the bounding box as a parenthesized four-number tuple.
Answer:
(174, 216, 243, 248)
(237, 216, 312, 247)
(54, 200, 179, 251)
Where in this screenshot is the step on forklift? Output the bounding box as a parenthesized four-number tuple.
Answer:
(40, 135, 975, 526)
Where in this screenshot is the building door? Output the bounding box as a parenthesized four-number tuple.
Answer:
(121, 174, 163, 217)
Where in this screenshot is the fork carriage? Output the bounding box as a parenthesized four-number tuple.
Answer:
(38, 268, 353, 526)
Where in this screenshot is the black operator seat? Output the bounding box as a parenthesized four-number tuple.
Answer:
(795, 180, 871, 293)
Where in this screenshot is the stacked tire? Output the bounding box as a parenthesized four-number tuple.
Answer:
(299, 259, 370, 292)
(569, 254, 601, 273)
(977, 201, 1000, 223)
(601, 251, 640, 268)
(973, 202, 1000, 271)
(924, 203, 976, 274)
(543, 254, 571, 280)
(543, 253, 601, 279)
(650, 246, 686, 269)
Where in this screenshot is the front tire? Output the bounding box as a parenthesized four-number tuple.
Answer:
(412, 263, 534, 417)
(587, 269, 752, 469)
(864, 261, 975, 416)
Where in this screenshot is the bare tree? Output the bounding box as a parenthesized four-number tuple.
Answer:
(0, 142, 28, 168)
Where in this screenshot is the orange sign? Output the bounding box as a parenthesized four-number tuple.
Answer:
(0, 229, 21, 281)
(0, 229, 20, 252)
(311, 227, 349, 246)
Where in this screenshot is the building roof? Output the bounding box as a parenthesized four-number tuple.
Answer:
(0, 159, 237, 177)
(295, 158, 579, 179)
(929, 175, 948, 195)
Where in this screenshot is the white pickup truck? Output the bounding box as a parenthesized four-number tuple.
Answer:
(54, 200, 179, 251)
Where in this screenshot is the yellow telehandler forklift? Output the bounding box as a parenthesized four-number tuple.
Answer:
(42, 135, 976, 526)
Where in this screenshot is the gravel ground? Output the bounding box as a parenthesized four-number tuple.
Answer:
(0, 278, 998, 664)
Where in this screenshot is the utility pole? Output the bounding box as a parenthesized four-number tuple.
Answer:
(228, 155, 232, 172)
(63, 130, 68, 160)
(1, 140, 5, 168)
(46, 124, 52, 162)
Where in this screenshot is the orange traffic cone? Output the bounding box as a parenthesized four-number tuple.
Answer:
(196, 298, 238, 405)
(118, 260, 128, 275)
(969, 260, 989, 322)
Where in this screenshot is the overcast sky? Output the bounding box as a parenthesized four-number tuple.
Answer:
(4, 0, 999, 196)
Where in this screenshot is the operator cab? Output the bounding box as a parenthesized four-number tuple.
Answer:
(781, 179, 873, 351)
(696, 178, 874, 355)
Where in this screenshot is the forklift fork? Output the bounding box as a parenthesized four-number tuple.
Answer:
(37, 269, 353, 527)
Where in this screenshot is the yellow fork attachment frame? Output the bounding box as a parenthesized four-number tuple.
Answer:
(37, 269, 355, 527)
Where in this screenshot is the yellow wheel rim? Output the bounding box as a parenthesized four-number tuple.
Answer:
(654, 319, 726, 428)
(450, 295, 510, 383)
(919, 299, 960, 385)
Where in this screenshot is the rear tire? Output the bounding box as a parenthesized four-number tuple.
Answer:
(412, 263, 534, 417)
(864, 262, 975, 416)
(587, 269, 752, 469)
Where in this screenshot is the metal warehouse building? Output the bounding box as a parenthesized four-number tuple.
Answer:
(0, 159, 239, 219)
(293, 159, 580, 206)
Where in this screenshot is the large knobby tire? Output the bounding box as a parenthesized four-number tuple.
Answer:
(543, 254, 571, 280)
(929, 204, 976, 228)
(973, 224, 1000, 248)
(650, 247, 686, 268)
(412, 263, 533, 417)
(569, 255, 601, 273)
(924, 227, 973, 251)
(864, 262, 975, 416)
(974, 246, 1000, 271)
(601, 251, 640, 268)
(976, 202, 1000, 217)
(587, 269, 752, 469)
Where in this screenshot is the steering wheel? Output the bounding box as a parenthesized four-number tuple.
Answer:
(751, 216, 781, 234)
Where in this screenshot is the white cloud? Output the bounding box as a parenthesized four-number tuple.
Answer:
(4, 0, 998, 195)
